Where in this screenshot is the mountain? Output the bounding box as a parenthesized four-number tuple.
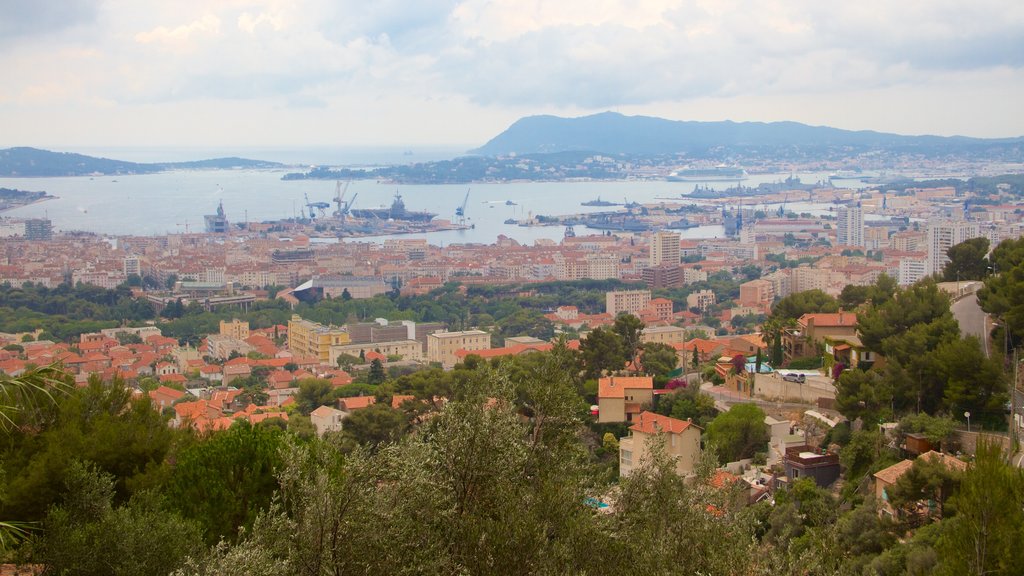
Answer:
(0, 147, 284, 177)
(472, 112, 1024, 156)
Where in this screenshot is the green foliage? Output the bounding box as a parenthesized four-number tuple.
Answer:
(704, 403, 769, 464)
(840, 429, 899, 483)
(0, 282, 155, 341)
(771, 289, 839, 321)
(612, 313, 645, 368)
(942, 237, 990, 281)
(340, 403, 407, 449)
(887, 455, 963, 522)
(839, 273, 897, 309)
(34, 461, 203, 576)
(165, 421, 283, 544)
(367, 358, 386, 384)
(578, 326, 625, 378)
(934, 439, 1024, 574)
(1, 375, 175, 522)
(640, 342, 678, 381)
(897, 413, 958, 448)
(293, 378, 336, 416)
(979, 237, 1024, 350)
(655, 385, 718, 428)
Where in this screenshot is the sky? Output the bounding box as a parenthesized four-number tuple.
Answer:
(1, 0, 1022, 151)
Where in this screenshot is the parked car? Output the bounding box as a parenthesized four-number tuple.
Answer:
(783, 373, 806, 383)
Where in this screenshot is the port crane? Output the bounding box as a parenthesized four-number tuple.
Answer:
(333, 181, 353, 218)
(455, 188, 470, 225)
(305, 192, 330, 219)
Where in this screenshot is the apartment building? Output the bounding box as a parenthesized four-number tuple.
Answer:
(926, 220, 981, 275)
(219, 319, 250, 340)
(287, 315, 352, 365)
(649, 231, 681, 266)
(836, 205, 864, 247)
(606, 289, 652, 316)
(427, 330, 491, 368)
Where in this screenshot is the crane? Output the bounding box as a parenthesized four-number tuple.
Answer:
(455, 188, 470, 225)
(304, 192, 330, 219)
(333, 180, 351, 218)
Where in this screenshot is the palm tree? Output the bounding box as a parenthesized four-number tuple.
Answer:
(0, 364, 69, 551)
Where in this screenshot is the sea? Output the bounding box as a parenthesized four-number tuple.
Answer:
(0, 148, 872, 244)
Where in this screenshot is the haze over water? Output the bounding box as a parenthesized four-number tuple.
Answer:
(0, 167, 850, 243)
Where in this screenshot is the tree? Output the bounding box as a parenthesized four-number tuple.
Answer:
(612, 313, 645, 369)
(770, 289, 839, 321)
(341, 288, 352, 301)
(640, 342, 678, 380)
(578, 327, 625, 378)
(704, 403, 770, 464)
(34, 462, 203, 576)
(368, 358, 386, 385)
(294, 378, 336, 415)
(165, 421, 284, 544)
(934, 439, 1024, 575)
(942, 237, 990, 282)
(341, 403, 407, 449)
(691, 346, 699, 369)
(886, 455, 963, 522)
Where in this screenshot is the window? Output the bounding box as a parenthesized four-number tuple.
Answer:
(621, 449, 632, 467)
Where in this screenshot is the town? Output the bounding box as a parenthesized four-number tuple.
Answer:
(0, 170, 1022, 573)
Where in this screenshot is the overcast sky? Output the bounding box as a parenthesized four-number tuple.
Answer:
(1, 0, 1022, 150)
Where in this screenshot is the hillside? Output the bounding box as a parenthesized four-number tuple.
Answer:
(472, 112, 1024, 156)
(0, 147, 284, 177)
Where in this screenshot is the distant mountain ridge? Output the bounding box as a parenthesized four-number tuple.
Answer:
(0, 147, 285, 177)
(472, 112, 1024, 156)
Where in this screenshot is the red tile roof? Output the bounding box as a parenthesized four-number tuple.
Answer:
(598, 376, 653, 399)
(630, 411, 697, 435)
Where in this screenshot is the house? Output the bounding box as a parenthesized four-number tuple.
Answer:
(338, 395, 377, 412)
(873, 451, 967, 519)
(783, 446, 840, 488)
(310, 405, 347, 436)
(597, 376, 654, 424)
(619, 411, 702, 478)
(148, 385, 186, 410)
(783, 312, 858, 364)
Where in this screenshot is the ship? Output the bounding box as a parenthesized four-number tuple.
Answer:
(349, 191, 436, 222)
(668, 165, 748, 182)
(581, 197, 621, 207)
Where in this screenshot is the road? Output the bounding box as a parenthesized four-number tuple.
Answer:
(951, 292, 989, 352)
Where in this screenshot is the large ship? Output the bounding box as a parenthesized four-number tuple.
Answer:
(581, 197, 621, 207)
(349, 191, 436, 222)
(668, 165, 748, 182)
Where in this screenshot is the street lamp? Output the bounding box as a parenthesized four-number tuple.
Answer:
(965, 411, 971, 433)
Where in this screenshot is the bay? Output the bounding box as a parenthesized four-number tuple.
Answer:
(0, 170, 845, 243)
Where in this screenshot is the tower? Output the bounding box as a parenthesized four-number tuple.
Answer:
(836, 204, 864, 248)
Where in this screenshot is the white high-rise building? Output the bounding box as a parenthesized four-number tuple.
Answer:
(927, 220, 982, 275)
(836, 205, 864, 247)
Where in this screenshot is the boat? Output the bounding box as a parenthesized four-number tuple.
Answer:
(581, 197, 620, 207)
(668, 165, 748, 182)
(349, 191, 436, 222)
(505, 200, 518, 206)
(665, 219, 698, 230)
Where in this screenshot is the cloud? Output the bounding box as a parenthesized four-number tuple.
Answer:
(135, 14, 221, 46)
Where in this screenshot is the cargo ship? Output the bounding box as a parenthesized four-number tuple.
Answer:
(349, 191, 436, 222)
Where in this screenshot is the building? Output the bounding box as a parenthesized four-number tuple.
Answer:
(783, 446, 840, 487)
(287, 315, 352, 365)
(619, 411, 702, 478)
(642, 264, 682, 289)
(597, 376, 654, 424)
(649, 231, 681, 266)
(123, 256, 141, 277)
(426, 330, 491, 368)
(640, 325, 688, 346)
(873, 451, 966, 519)
(219, 319, 250, 340)
(330, 339, 422, 364)
(606, 289, 652, 316)
(24, 218, 52, 240)
(783, 312, 858, 363)
(836, 205, 864, 247)
(686, 289, 716, 313)
(738, 279, 774, 311)
(927, 220, 981, 275)
(310, 405, 347, 437)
